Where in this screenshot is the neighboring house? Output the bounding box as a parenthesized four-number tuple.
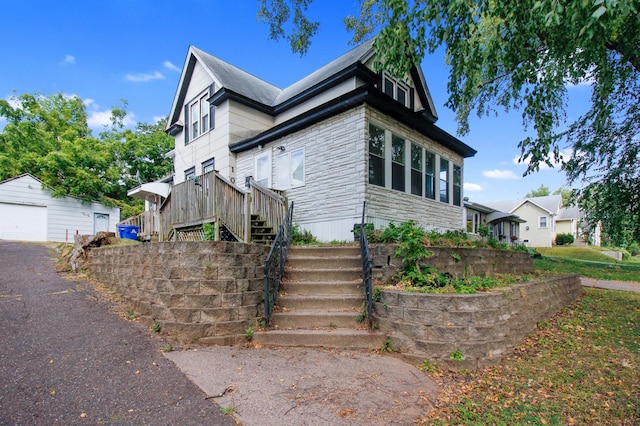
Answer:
(134, 39, 477, 242)
(0, 174, 120, 242)
(463, 199, 525, 245)
(483, 195, 600, 247)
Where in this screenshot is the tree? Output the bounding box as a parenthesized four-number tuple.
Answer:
(525, 184, 550, 198)
(257, 0, 640, 245)
(0, 93, 174, 219)
(553, 186, 573, 207)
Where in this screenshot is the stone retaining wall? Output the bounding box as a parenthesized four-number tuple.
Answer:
(87, 241, 269, 344)
(375, 275, 582, 369)
(370, 245, 534, 282)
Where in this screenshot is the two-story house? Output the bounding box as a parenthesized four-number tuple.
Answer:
(133, 39, 477, 242)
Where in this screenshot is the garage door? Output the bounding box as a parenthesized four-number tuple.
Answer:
(0, 203, 47, 241)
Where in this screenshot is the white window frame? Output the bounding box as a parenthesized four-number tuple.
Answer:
(187, 90, 211, 143)
(382, 72, 411, 108)
(202, 157, 215, 174)
(539, 216, 548, 228)
(255, 151, 272, 188)
(275, 147, 305, 190)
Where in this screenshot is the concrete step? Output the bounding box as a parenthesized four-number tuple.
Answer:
(282, 280, 362, 295)
(287, 256, 360, 269)
(277, 294, 364, 310)
(288, 246, 360, 258)
(270, 310, 363, 329)
(285, 267, 362, 282)
(252, 329, 385, 350)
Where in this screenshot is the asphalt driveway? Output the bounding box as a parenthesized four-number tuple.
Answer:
(0, 241, 233, 425)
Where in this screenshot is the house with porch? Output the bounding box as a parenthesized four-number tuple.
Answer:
(463, 199, 525, 245)
(128, 39, 477, 242)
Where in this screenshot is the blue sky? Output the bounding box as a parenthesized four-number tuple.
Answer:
(1, 0, 591, 202)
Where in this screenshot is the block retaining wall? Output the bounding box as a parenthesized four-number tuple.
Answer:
(87, 241, 269, 345)
(375, 275, 582, 369)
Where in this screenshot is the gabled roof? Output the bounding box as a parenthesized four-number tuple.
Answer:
(0, 173, 42, 186)
(484, 195, 563, 215)
(557, 205, 580, 221)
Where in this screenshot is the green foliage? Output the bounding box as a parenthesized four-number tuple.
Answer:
(245, 327, 254, 341)
(290, 225, 319, 245)
(151, 323, 161, 333)
(125, 309, 136, 320)
(202, 222, 216, 240)
(526, 184, 550, 198)
(419, 358, 437, 373)
(627, 242, 640, 257)
(259, 0, 640, 261)
(219, 405, 237, 416)
(380, 339, 393, 352)
(477, 224, 490, 241)
(372, 287, 381, 302)
(449, 349, 465, 361)
(555, 233, 575, 246)
(162, 343, 174, 353)
(0, 92, 173, 216)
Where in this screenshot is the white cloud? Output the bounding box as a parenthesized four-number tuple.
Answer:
(152, 116, 166, 124)
(87, 109, 136, 129)
(64, 54, 75, 64)
(163, 61, 180, 72)
(482, 169, 519, 179)
(83, 98, 95, 107)
(512, 149, 571, 170)
(463, 182, 484, 192)
(125, 71, 164, 82)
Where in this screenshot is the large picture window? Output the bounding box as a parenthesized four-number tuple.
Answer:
(425, 151, 435, 200)
(368, 123, 386, 187)
(440, 158, 449, 203)
(391, 135, 405, 192)
(410, 143, 423, 196)
(453, 164, 462, 206)
(275, 148, 305, 190)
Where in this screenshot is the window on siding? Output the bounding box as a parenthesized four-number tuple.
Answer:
(275, 148, 305, 190)
(425, 151, 435, 199)
(202, 157, 215, 174)
(368, 123, 386, 187)
(539, 216, 548, 228)
(410, 143, 423, 196)
(185, 88, 214, 144)
(190, 102, 199, 139)
(381, 73, 410, 108)
(453, 164, 462, 206)
(391, 135, 405, 192)
(440, 158, 449, 203)
(184, 166, 195, 181)
(255, 152, 272, 187)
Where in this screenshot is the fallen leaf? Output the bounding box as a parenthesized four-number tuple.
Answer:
(80, 413, 87, 418)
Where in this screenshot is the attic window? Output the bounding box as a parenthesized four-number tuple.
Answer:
(382, 73, 410, 108)
(184, 87, 215, 145)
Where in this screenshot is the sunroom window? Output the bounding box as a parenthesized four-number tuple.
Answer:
(440, 158, 449, 203)
(391, 135, 405, 192)
(410, 143, 423, 196)
(368, 123, 386, 187)
(453, 164, 462, 206)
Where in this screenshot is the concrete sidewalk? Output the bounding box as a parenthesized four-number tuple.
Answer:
(580, 277, 640, 293)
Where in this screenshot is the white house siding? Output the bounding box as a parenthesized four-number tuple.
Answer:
(0, 175, 120, 243)
(236, 107, 368, 241)
(274, 79, 359, 125)
(515, 202, 554, 247)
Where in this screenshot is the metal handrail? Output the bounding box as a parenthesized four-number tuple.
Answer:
(358, 201, 374, 326)
(263, 201, 294, 323)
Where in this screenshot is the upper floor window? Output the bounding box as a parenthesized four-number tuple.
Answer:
(382, 73, 410, 108)
(185, 87, 214, 144)
(255, 151, 272, 187)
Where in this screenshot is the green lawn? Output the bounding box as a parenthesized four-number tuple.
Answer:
(533, 247, 640, 282)
(422, 288, 640, 425)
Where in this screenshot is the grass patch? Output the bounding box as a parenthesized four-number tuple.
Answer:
(536, 247, 623, 263)
(421, 288, 640, 425)
(534, 257, 640, 282)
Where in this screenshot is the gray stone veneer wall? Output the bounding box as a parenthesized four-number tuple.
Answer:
(87, 241, 269, 345)
(375, 275, 582, 369)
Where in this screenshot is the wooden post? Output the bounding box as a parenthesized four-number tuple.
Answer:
(244, 190, 252, 243)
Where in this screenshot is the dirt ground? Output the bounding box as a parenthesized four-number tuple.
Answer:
(165, 345, 439, 425)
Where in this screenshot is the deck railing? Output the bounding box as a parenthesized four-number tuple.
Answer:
(117, 210, 158, 239)
(156, 172, 287, 242)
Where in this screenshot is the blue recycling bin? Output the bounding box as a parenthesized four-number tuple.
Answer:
(118, 225, 139, 240)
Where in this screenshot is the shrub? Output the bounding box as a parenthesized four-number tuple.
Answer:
(627, 241, 640, 257)
(291, 225, 319, 245)
(202, 222, 216, 240)
(555, 233, 575, 246)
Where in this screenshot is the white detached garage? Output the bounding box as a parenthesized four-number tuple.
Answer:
(0, 174, 120, 242)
